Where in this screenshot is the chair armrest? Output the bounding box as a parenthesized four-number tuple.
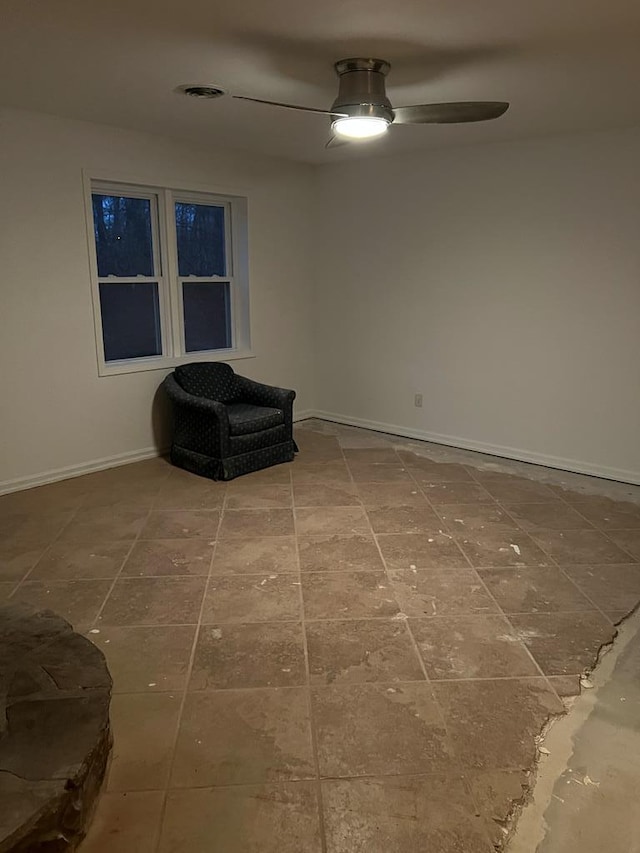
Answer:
(234, 375, 296, 411)
(163, 374, 230, 422)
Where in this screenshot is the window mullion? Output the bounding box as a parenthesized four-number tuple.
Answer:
(163, 190, 183, 358)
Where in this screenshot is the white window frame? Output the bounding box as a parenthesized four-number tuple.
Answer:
(83, 172, 252, 376)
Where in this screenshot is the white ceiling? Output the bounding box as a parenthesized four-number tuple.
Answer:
(2, 0, 640, 164)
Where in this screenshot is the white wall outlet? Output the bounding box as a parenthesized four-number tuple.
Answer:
(414, 393, 423, 408)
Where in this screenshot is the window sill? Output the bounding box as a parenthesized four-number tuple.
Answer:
(97, 349, 256, 377)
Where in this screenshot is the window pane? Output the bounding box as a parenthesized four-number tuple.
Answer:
(175, 202, 226, 277)
(99, 283, 162, 361)
(92, 194, 154, 277)
(183, 282, 231, 352)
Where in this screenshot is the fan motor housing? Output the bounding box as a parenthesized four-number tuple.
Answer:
(331, 58, 394, 122)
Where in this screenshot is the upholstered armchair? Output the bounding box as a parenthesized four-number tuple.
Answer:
(163, 362, 297, 480)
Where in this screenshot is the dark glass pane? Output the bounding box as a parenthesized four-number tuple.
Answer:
(92, 194, 154, 277)
(175, 202, 226, 277)
(99, 283, 162, 361)
(183, 282, 231, 352)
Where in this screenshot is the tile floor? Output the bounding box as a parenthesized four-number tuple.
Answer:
(2, 420, 640, 851)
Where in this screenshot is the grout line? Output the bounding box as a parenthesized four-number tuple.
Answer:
(291, 467, 329, 853)
(151, 492, 226, 853)
(340, 447, 465, 775)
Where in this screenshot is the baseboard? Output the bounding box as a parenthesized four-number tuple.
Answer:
(0, 446, 167, 496)
(311, 409, 640, 486)
(1, 410, 316, 496)
(293, 409, 314, 422)
(4, 408, 636, 495)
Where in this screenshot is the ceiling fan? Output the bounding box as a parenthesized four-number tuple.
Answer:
(181, 57, 509, 146)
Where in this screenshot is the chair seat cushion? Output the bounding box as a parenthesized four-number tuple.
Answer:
(226, 403, 284, 436)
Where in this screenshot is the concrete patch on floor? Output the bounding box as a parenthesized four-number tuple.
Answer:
(507, 605, 640, 853)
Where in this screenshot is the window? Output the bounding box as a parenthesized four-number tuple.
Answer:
(86, 179, 250, 375)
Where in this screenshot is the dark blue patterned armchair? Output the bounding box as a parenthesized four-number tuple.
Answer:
(163, 363, 298, 480)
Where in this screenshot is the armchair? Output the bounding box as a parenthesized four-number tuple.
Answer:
(163, 362, 298, 480)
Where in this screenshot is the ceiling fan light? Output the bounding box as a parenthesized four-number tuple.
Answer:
(332, 116, 390, 139)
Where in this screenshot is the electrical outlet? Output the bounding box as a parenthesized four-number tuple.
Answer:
(414, 394, 423, 408)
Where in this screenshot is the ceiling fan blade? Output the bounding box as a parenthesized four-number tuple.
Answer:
(325, 135, 350, 149)
(232, 95, 347, 118)
(392, 101, 509, 124)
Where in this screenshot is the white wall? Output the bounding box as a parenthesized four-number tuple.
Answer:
(0, 109, 316, 488)
(313, 129, 640, 483)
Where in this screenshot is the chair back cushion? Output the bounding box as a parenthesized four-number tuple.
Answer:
(174, 362, 242, 403)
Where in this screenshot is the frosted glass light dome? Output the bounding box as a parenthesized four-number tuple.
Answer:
(332, 116, 390, 139)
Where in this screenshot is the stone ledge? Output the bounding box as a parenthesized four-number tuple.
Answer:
(0, 603, 112, 852)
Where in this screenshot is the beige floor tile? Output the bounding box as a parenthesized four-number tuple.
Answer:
(398, 454, 475, 479)
(291, 463, 351, 486)
(0, 541, 49, 582)
(348, 464, 413, 483)
(140, 510, 220, 539)
(295, 506, 370, 536)
(91, 625, 196, 693)
(0, 581, 18, 599)
(474, 473, 561, 503)
(12, 579, 112, 630)
(562, 563, 640, 611)
(202, 574, 302, 624)
(219, 509, 295, 538)
(322, 775, 492, 853)
(0, 510, 74, 544)
(297, 534, 384, 573)
(58, 507, 149, 542)
(388, 568, 499, 618)
(237, 464, 293, 484)
(508, 612, 616, 675)
(121, 539, 213, 577)
(376, 533, 469, 570)
(356, 482, 427, 505)
(0, 482, 86, 514)
(29, 542, 131, 580)
(159, 783, 322, 853)
(409, 615, 540, 680)
(602, 529, 640, 561)
(466, 770, 530, 847)
(436, 502, 518, 531)
(211, 537, 298, 574)
(302, 571, 399, 620)
(99, 577, 206, 626)
(80, 791, 164, 853)
(433, 679, 563, 770)
(504, 501, 593, 531)
(153, 477, 226, 510)
(365, 504, 442, 534)
(529, 528, 636, 564)
(478, 566, 596, 613)
(190, 622, 306, 689)
(171, 688, 315, 787)
(554, 494, 640, 529)
(456, 526, 551, 568)
(107, 692, 181, 791)
(421, 482, 494, 505)
(312, 682, 453, 777)
(306, 619, 425, 684)
(293, 482, 361, 507)
(225, 483, 292, 509)
(344, 448, 402, 464)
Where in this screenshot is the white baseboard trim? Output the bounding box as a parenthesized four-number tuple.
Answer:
(1, 410, 317, 496)
(4, 408, 635, 495)
(0, 446, 166, 496)
(311, 409, 640, 486)
(293, 409, 315, 422)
